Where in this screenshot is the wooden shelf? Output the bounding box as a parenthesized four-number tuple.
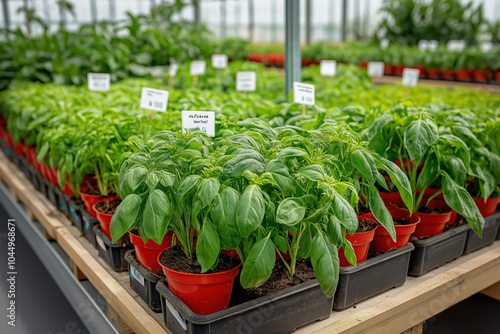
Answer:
(1, 150, 500, 334)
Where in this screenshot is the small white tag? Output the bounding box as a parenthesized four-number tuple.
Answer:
(418, 40, 428, 51)
(182, 111, 215, 137)
(480, 42, 493, 53)
(236, 71, 257, 91)
(293, 82, 315, 105)
(130, 265, 145, 286)
(169, 64, 179, 77)
(190, 61, 206, 76)
(211, 54, 228, 69)
(166, 299, 187, 331)
(367, 61, 385, 77)
(402, 68, 420, 87)
(380, 38, 390, 50)
(140, 87, 169, 112)
(428, 40, 439, 51)
(320, 60, 337, 77)
(447, 40, 466, 52)
(96, 235, 106, 250)
(87, 73, 110, 91)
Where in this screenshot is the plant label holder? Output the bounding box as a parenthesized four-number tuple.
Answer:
(293, 82, 315, 115)
(87, 73, 110, 91)
(236, 71, 257, 96)
(140, 87, 169, 120)
(181, 111, 215, 137)
(190, 61, 206, 88)
(367, 62, 385, 77)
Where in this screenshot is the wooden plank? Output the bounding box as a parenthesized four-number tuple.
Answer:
(56, 227, 168, 334)
(372, 76, 500, 94)
(107, 304, 134, 334)
(481, 281, 500, 301)
(297, 242, 500, 334)
(401, 322, 423, 334)
(70, 259, 87, 281)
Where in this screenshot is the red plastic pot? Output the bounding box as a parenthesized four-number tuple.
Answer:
(472, 70, 489, 83)
(413, 65, 426, 78)
(359, 61, 367, 69)
(14, 142, 24, 156)
(48, 166, 59, 186)
(23, 145, 36, 164)
(441, 69, 456, 81)
(338, 223, 378, 267)
(80, 187, 118, 218)
(456, 69, 472, 82)
(158, 251, 241, 315)
(247, 53, 265, 63)
(266, 53, 285, 67)
(384, 64, 394, 75)
(427, 68, 441, 80)
(494, 71, 500, 83)
(474, 196, 500, 217)
(422, 187, 444, 200)
(130, 231, 174, 271)
(390, 199, 452, 237)
(393, 65, 405, 76)
(379, 191, 402, 206)
(361, 211, 420, 253)
(93, 199, 121, 239)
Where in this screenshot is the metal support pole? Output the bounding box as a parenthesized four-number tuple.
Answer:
(193, 0, 199, 22)
(90, 0, 97, 23)
(23, 0, 32, 37)
(305, 0, 311, 45)
(59, 2, 66, 28)
(341, 0, 347, 42)
(2, 0, 10, 29)
(354, 0, 360, 40)
(285, 0, 301, 97)
(271, 0, 277, 42)
(109, 0, 116, 21)
(365, 0, 370, 39)
(220, 0, 226, 39)
(329, 0, 334, 42)
(249, 0, 254, 41)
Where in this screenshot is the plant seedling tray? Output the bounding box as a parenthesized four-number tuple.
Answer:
(333, 243, 414, 311)
(464, 212, 500, 254)
(408, 224, 469, 276)
(82, 211, 99, 247)
(124, 250, 163, 312)
(93, 225, 132, 272)
(156, 278, 333, 334)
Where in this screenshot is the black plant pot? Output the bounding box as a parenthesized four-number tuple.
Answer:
(82, 211, 99, 248)
(93, 225, 132, 272)
(464, 212, 500, 254)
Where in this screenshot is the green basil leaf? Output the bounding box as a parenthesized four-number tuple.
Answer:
(142, 190, 172, 244)
(310, 234, 339, 298)
(197, 218, 220, 273)
(404, 119, 438, 162)
(276, 198, 306, 226)
(198, 177, 220, 207)
(368, 185, 396, 242)
(351, 149, 377, 184)
(211, 187, 241, 249)
(240, 234, 275, 288)
(110, 194, 142, 243)
(236, 185, 266, 237)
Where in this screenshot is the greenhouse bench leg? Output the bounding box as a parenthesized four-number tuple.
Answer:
(106, 304, 134, 334)
(70, 259, 87, 281)
(401, 322, 423, 334)
(481, 282, 500, 301)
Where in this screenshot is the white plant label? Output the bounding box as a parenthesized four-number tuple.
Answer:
(130, 266, 145, 287)
(428, 40, 439, 51)
(212, 54, 228, 69)
(320, 60, 337, 77)
(96, 235, 106, 250)
(380, 38, 390, 50)
(182, 111, 215, 137)
(367, 61, 385, 77)
(87, 73, 110, 91)
(149, 66, 168, 78)
(402, 68, 420, 87)
(166, 299, 187, 331)
(190, 61, 206, 76)
(140, 87, 169, 112)
(169, 63, 179, 77)
(480, 42, 493, 53)
(447, 40, 466, 52)
(293, 82, 315, 106)
(236, 71, 257, 91)
(417, 39, 429, 51)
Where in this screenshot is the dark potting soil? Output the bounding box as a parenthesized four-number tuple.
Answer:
(95, 199, 122, 215)
(417, 206, 447, 214)
(243, 260, 316, 300)
(357, 219, 377, 232)
(358, 206, 371, 215)
(159, 245, 240, 274)
(394, 218, 412, 225)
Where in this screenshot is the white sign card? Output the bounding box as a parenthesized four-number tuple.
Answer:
(140, 87, 169, 112)
(293, 82, 315, 106)
(417, 39, 429, 51)
(447, 40, 466, 52)
(320, 60, 337, 77)
(480, 42, 493, 53)
(182, 111, 215, 137)
(402, 68, 420, 87)
(190, 61, 207, 76)
(212, 54, 228, 69)
(428, 40, 439, 51)
(87, 73, 110, 91)
(169, 63, 179, 77)
(380, 38, 390, 50)
(236, 71, 257, 91)
(367, 61, 385, 77)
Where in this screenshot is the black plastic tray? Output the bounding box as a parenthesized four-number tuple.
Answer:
(156, 277, 332, 334)
(28, 165, 42, 191)
(93, 225, 132, 272)
(464, 212, 500, 254)
(408, 224, 469, 276)
(82, 211, 99, 248)
(46, 182, 60, 208)
(124, 250, 163, 312)
(68, 197, 84, 231)
(54, 187, 71, 218)
(334, 243, 414, 311)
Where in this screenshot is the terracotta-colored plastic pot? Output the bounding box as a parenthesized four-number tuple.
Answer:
(384, 64, 394, 75)
(359, 61, 367, 69)
(247, 53, 265, 63)
(221, 249, 240, 259)
(23, 145, 36, 163)
(379, 191, 402, 206)
(158, 250, 241, 315)
(474, 196, 500, 217)
(79, 187, 118, 218)
(456, 69, 472, 82)
(93, 198, 121, 239)
(130, 231, 174, 271)
(0, 120, 6, 127)
(266, 53, 285, 67)
(413, 65, 426, 78)
(14, 141, 24, 156)
(390, 199, 452, 237)
(494, 71, 500, 83)
(422, 187, 444, 200)
(361, 211, 420, 253)
(338, 223, 378, 267)
(427, 68, 441, 80)
(393, 65, 405, 76)
(441, 69, 456, 81)
(472, 70, 489, 83)
(48, 166, 59, 186)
